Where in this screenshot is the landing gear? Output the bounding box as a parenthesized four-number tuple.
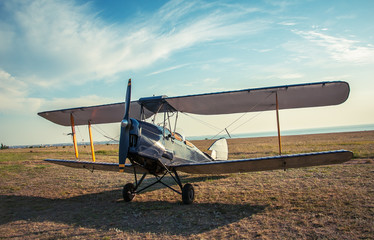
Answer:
(182, 183, 194, 204)
(122, 183, 135, 202)
(122, 167, 195, 204)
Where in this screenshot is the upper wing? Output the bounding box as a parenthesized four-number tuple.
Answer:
(164, 81, 350, 115)
(44, 159, 147, 173)
(173, 150, 353, 174)
(38, 81, 349, 126)
(38, 101, 154, 126)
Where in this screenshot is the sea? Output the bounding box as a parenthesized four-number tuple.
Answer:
(188, 123, 374, 140)
(9, 123, 374, 148)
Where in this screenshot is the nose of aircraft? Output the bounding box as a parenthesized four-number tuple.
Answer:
(119, 79, 132, 172)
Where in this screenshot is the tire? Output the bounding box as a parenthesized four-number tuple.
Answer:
(122, 183, 135, 202)
(182, 183, 194, 204)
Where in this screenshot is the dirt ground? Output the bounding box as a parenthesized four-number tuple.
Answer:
(1, 131, 373, 239)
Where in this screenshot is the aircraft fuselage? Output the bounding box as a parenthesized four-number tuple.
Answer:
(127, 119, 212, 174)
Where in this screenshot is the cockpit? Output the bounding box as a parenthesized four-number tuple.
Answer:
(163, 128, 195, 148)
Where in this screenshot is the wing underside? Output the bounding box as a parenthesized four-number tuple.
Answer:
(165, 81, 350, 115)
(38, 102, 154, 126)
(38, 81, 350, 126)
(173, 150, 353, 174)
(44, 159, 147, 173)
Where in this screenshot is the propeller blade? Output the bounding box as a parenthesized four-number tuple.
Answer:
(124, 79, 131, 121)
(119, 79, 132, 172)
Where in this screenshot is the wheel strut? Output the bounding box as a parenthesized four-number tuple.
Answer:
(122, 166, 195, 204)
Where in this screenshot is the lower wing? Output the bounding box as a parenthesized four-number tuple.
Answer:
(173, 150, 353, 174)
(44, 150, 352, 175)
(44, 159, 147, 173)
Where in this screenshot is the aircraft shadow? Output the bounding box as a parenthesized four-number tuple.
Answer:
(1, 189, 266, 236)
(130, 174, 228, 193)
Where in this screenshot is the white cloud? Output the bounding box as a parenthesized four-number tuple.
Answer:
(0, 0, 270, 115)
(320, 75, 351, 82)
(203, 78, 219, 84)
(39, 95, 117, 111)
(1, 0, 267, 88)
(336, 14, 356, 20)
(278, 21, 296, 26)
(278, 73, 304, 79)
(0, 69, 116, 113)
(294, 30, 374, 64)
(255, 48, 272, 53)
(0, 69, 42, 113)
(147, 63, 190, 76)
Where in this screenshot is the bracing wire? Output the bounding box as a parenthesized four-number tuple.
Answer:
(229, 106, 272, 133)
(181, 112, 222, 132)
(76, 125, 85, 143)
(78, 91, 276, 143)
(209, 92, 275, 140)
(92, 125, 120, 142)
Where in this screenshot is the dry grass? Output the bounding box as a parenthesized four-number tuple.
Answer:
(1, 131, 373, 239)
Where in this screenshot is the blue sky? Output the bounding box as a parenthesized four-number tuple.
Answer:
(1, 0, 374, 146)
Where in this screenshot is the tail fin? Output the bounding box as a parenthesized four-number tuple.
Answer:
(208, 138, 228, 160)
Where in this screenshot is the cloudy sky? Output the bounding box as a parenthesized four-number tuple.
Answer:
(1, 0, 373, 146)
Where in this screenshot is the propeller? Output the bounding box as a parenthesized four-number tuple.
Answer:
(119, 79, 132, 172)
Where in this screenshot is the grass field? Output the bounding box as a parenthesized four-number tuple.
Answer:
(1, 131, 373, 239)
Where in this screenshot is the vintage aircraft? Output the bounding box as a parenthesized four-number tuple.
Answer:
(38, 80, 353, 204)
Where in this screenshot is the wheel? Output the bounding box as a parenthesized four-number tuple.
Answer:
(182, 183, 194, 204)
(122, 183, 135, 202)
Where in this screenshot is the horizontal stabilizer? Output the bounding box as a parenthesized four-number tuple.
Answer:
(44, 159, 147, 173)
(174, 150, 353, 174)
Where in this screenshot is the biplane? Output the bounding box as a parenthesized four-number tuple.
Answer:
(38, 80, 353, 204)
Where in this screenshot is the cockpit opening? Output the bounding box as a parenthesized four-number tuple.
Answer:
(163, 128, 196, 148)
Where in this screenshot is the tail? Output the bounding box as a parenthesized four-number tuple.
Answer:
(208, 138, 228, 160)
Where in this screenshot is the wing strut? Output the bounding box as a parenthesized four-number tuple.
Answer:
(88, 121, 96, 162)
(70, 113, 79, 159)
(275, 92, 282, 155)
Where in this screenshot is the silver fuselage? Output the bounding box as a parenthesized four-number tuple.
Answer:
(127, 119, 212, 174)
